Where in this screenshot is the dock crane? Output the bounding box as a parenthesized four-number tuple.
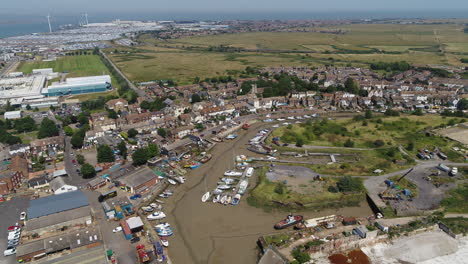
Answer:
(379, 168, 414, 199)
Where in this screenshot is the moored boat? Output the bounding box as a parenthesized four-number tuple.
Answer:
(220, 195, 227, 204)
(213, 194, 220, 203)
(200, 154, 212, 163)
(217, 184, 231, 190)
(221, 178, 236, 184)
(274, 214, 303, 229)
(232, 194, 241, 205)
(168, 179, 177, 185)
(160, 237, 169, 247)
(238, 180, 248, 195)
(224, 170, 243, 177)
(201, 192, 210, 202)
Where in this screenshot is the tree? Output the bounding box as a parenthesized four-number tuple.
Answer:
(157, 128, 167, 138)
(77, 113, 89, 125)
(97, 144, 115, 163)
(457, 98, 468, 110)
(191, 94, 202, 104)
(76, 154, 85, 165)
(37, 117, 59, 139)
(373, 139, 385, 147)
(81, 163, 96, 179)
(406, 142, 415, 151)
(344, 77, 359, 94)
(13, 116, 36, 133)
(107, 109, 118, 119)
(132, 148, 149, 166)
(336, 176, 364, 192)
(296, 138, 304, 147)
(117, 141, 127, 159)
(413, 108, 424, 116)
(71, 132, 84, 148)
(147, 143, 159, 158)
(127, 128, 138, 138)
(26, 104, 32, 110)
(64, 126, 74, 136)
(365, 109, 373, 119)
(194, 123, 204, 130)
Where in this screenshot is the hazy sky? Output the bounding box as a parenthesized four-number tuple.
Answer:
(2, 0, 468, 14)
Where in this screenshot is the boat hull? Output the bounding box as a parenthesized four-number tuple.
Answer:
(274, 215, 303, 229)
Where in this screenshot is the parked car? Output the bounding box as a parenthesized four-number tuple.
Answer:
(130, 237, 140, 243)
(130, 194, 142, 200)
(112, 226, 122, 233)
(3, 248, 16, 256)
(20, 212, 26, 221)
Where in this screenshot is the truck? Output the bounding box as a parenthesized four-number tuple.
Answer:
(136, 245, 150, 263)
(437, 163, 451, 173)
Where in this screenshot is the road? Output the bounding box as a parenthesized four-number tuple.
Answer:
(98, 50, 147, 98)
(0, 61, 19, 78)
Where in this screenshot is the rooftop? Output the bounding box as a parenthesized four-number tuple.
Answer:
(27, 190, 89, 219)
(26, 205, 91, 232)
(118, 166, 157, 188)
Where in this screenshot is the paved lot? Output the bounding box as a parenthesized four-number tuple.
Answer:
(0, 197, 29, 264)
(83, 190, 137, 264)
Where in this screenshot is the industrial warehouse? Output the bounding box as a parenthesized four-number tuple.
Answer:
(0, 67, 112, 106)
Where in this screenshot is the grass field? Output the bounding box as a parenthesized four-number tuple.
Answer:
(19, 55, 111, 77)
(247, 167, 364, 211)
(107, 23, 468, 83)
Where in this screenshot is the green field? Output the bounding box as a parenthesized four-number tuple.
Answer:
(272, 115, 464, 158)
(19, 55, 111, 78)
(106, 23, 468, 84)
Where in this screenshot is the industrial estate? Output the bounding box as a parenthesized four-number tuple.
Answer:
(0, 12, 467, 264)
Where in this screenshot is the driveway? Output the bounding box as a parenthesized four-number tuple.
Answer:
(0, 197, 30, 264)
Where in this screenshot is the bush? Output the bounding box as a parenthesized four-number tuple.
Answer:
(337, 176, 365, 193)
(344, 139, 355, 148)
(291, 248, 311, 264)
(373, 139, 385, 147)
(274, 183, 286, 194)
(296, 138, 304, 147)
(127, 128, 138, 138)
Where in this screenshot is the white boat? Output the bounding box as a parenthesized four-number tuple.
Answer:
(220, 195, 228, 204)
(161, 237, 169, 247)
(238, 180, 249, 195)
(218, 185, 231, 190)
(212, 188, 223, 195)
(177, 177, 186, 184)
(147, 211, 166, 220)
(224, 170, 243, 177)
(164, 190, 174, 196)
(221, 178, 236, 184)
(142, 206, 154, 212)
(201, 192, 211, 202)
(213, 194, 220, 203)
(232, 194, 241, 205)
(168, 179, 177, 185)
(155, 222, 171, 229)
(225, 196, 232, 205)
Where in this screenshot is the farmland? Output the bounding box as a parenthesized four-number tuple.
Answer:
(107, 23, 468, 84)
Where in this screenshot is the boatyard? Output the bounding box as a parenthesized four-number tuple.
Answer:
(160, 121, 373, 264)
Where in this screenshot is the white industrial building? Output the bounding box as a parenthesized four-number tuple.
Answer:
(3, 110, 22, 119)
(0, 75, 46, 103)
(42, 75, 112, 97)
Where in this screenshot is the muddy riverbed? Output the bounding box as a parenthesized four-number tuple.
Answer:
(163, 122, 373, 264)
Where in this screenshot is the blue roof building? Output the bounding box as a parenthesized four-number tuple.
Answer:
(27, 190, 89, 219)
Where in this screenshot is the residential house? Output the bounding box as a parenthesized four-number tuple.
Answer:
(49, 177, 78, 195)
(9, 144, 30, 156)
(29, 136, 65, 156)
(106, 98, 128, 112)
(0, 171, 24, 195)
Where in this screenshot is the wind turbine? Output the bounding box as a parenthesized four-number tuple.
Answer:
(46, 14, 52, 33)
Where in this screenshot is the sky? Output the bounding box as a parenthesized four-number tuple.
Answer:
(2, 0, 468, 14)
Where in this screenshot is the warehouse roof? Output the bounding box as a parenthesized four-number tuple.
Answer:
(126, 216, 144, 230)
(27, 190, 89, 219)
(118, 166, 157, 188)
(16, 226, 102, 257)
(26, 205, 91, 232)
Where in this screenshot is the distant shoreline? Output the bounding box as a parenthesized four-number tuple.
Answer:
(1, 10, 468, 39)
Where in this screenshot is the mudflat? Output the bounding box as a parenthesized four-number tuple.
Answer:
(164, 122, 373, 264)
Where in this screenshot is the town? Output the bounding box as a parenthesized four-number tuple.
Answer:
(0, 15, 467, 264)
